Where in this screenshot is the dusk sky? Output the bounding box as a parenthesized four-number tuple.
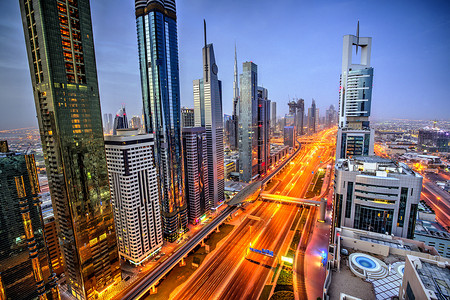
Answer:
(0, 0, 449, 130)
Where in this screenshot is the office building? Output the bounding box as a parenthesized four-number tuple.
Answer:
(0, 142, 59, 299)
(193, 21, 225, 207)
(400, 255, 450, 300)
(113, 105, 128, 135)
(288, 98, 305, 136)
(181, 107, 195, 128)
(308, 99, 316, 133)
(43, 214, 65, 276)
(326, 104, 338, 127)
(418, 128, 450, 153)
(271, 101, 277, 133)
(257, 87, 270, 176)
(334, 156, 422, 238)
(239, 62, 258, 183)
(284, 126, 295, 148)
(105, 128, 163, 265)
(182, 127, 210, 224)
(230, 45, 239, 151)
(136, 0, 187, 241)
(20, 1, 121, 298)
(336, 24, 374, 159)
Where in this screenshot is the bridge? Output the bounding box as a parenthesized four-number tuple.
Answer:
(260, 193, 321, 206)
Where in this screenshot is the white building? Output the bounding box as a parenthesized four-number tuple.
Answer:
(334, 156, 422, 238)
(105, 128, 163, 265)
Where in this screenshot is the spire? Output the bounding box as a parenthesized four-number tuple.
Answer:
(204, 19, 207, 48)
(356, 20, 360, 55)
(233, 43, 239, 100)
(203, 19, 208, 82)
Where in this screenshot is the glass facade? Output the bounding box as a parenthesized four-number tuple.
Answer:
(0, 152, 59, 300)
(345, 182, 353, 218)
(19, 1, 121, 299)
(398, 187, 408, 227)
(407, 204, 418, 239)
(136, 1, 187, 242)
(354, 204, 394, 235)
(239, 62, 258, 183)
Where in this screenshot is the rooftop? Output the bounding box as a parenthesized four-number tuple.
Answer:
(417, 260, 450, 299)
(336, 155, 419, 177)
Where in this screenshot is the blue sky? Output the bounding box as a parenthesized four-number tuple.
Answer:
(0, 0, 449, 130)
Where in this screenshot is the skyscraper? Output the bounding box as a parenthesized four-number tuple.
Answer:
(181, 107, 195, 128)
(336, 23, 374, 159)
(19, 1, 121, 298)
(105, 129, 163, 265)
(113, 105, 128, 135)
(193, 21, 225, 207)
(0, 142, 59, 300)
(308, 99, 317, 133)
(257, 87, 270, 176)
(136, 0, 187, 242)
(271, 101, 277, 133)
(297, 98, 305, 136)
(326, 104, 338, 127)
(230, 45, 239, 151)
(182, 127, 210, 224)
(239, 62, 258, 183)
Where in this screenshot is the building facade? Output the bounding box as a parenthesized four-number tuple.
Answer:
(105, 129, 163, 265)
(239, 62, 258, 183)
(257, 87, 270, 176)
(334, 156, 422, 239)
(271, 101, 277, 134)
(19, 1, 121, 298)
(284, 126, 295, 148)
(193, 23, 225, 207)
(418, 128, 450, 153)
(336, 28, 374, 159)
(181, 107, 195, 128)
(136, 0, 187, 242)
(0, 144, 59, 299)
(182, 127, 210, 224)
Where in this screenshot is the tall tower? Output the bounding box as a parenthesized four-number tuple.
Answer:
(230, 45, 239, 150)
(257, 87, 270, 176)
(19, 1, 121, 298)
(336, 22, 374, 159)
(193, 21, 225, 207)
(239, 62, 258, 183)
(136, 0, 187, 242)
(113, 105, 128, 135)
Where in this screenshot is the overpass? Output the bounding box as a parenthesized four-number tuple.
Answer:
(260, 193, 321, 206)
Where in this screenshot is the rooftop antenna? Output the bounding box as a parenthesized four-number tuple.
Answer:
(356, 20, 360, 55)
(203, 19, 208, 82)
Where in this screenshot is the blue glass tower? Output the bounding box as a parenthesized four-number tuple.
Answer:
(136, 0, 187, 241)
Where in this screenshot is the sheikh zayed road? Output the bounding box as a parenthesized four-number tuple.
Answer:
(145, 128, 337, 300)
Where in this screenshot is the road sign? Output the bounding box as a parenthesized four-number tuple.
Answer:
(249, 247, 274, 257)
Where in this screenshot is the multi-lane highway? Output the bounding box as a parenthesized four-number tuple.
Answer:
(171, 128, 337, 300)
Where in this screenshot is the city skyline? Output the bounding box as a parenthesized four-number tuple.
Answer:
(1, 0, 450, 130)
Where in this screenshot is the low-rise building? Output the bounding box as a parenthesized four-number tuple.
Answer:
(415, 219, 450, 258)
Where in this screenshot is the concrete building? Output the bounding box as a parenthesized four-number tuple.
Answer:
(105, 129, 163, 265)
(336, 23, 374, 160)
(239, 62, 258, 183)
(400, 255, 450, 300)
(336, 128, 375, 159)
(136, 0, 187, 241)
(415, 219, 450, 258)
(182, 127, 210, 224)
(193, 22, 225, 207)
(334, 156, 422, 238)
(181, 107, 195, 128)
(257, 87, 270, 176)
(20, 0, 121, 297)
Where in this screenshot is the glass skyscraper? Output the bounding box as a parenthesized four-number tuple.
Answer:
(136, 0, 187, 242)
(19, 1, 121, 299)
(0, 143, 59, 300)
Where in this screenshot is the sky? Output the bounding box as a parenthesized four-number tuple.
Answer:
(0, 0, 449, 130)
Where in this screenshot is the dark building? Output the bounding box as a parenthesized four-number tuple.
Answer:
(181, 107, 195, 128)
(136, 0, 188, 241)
(308, 99, 316, 134)
(288, 98, 304, 136)
(19, 1, 121, 298)
(43, 214, 65, 276)
(284, 126, 295, 148)
(182, 127, 210, 224)
(257, 87, 270, 176)
(113, 106, 128, 135)
(0, 143, 59, 299)
(418, 128, 450, 153)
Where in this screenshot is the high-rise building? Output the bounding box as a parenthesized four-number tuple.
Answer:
(418, 127, 450, 153)
(257, 87, 270, 176)
(297, 99, 304, 135)
(181, 107, 195, 128)
(230, 45, 239, 151)
(113, 106, 128, 135)
(193, 21, 225, 207)
(130, 115, 142, 130)
(284, 126, 295, 148)
(136, 0, 187, 242)
(19, 1, 121, 298)
(308, 99, 317, 133)
(105, 128, 163, 265)
(336, 23, 374, 159)
(182, 127, 210, 224)
(0, 142, 59, 299)
(271, 101, 277, 133)
(43, 214, 65, 276)
(334, 156, 422, 239)
(326, 104, 338, 127)
(239, 62, 258, 183)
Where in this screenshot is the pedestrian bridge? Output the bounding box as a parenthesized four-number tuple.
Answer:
(260, 193, 321, 206)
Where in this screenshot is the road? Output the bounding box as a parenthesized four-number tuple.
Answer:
(171, 128, 337, 300)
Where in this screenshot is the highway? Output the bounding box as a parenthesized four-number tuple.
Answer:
(171, 128, 337, 300)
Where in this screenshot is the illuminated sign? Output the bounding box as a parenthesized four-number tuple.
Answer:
(281, 256, 293, 264)
(249, 247, 274, 257)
